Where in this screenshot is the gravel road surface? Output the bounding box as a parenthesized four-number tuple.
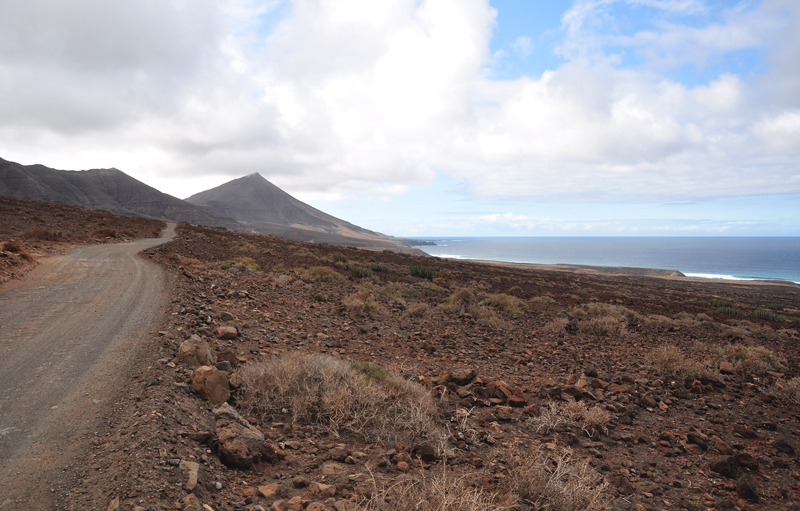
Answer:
(0, 224, 175, 510)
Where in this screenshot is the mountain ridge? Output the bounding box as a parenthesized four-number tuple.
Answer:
(0, 157, 428, 249)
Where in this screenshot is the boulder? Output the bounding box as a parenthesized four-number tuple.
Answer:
(178, 335, 216, 368)
(214, 403, 265, 467)
(191, 366, 230, 405)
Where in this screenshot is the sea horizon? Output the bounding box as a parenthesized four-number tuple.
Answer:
(413, 236, 800, 284)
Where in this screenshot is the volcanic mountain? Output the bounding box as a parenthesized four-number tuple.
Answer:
(0, 157, 238, 228)
(186, 173, 427, 248)
(0, 157, 427, 249)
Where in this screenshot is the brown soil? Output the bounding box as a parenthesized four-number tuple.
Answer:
(48, 224, 800, 511)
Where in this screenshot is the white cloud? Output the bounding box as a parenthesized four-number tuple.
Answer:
(0, 0, 798, 207)
(511, 36, 533, 56)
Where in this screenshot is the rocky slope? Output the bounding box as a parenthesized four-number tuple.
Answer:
(0, 158, 238, 228)
(49, 223, 800, 511)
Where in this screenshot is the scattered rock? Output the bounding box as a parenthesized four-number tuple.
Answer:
(214, 403, 265, 467)
(191, 366, 230, 405)
(215, 326, 238, 339)
(178, 335, 216, 368)
(179, 460, 200, 491)
(450, 368, 477, 385)
(710, 456, 740, 479)
(736, 476, 760, 503)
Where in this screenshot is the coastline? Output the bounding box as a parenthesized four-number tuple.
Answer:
(426, 255, 800, 287)
(414, 237, 800, 285)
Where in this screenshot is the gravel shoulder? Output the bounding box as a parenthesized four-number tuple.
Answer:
(0, 224, 175, 510)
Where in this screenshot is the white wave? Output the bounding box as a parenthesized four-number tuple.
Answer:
(684, 273, 759, 281)
(683, 273, 800, 284)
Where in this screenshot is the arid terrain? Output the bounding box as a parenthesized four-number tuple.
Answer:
(2, 197, 800, 511)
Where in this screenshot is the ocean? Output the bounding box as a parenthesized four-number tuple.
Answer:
(414, 237, 800, 284)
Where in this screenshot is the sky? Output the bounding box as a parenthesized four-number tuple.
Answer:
(1, 0, 799, 236)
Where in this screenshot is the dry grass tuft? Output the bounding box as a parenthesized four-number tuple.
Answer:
(23, 228, 59, 242)
(648, 345, 707, 379)
(299, 266, 346, 283)
(237, 353, 443, 446)
(714, 343, 786, 375)
(360, 471, 500, 511)
(439, 288, 507, 329)
(482, 293, 527, 315)
(528, 401, 610, 438)
(769, 377, 800, 404)
(580, 317, 626, 337)
(542, 317, 569, 334)
(360, 448, 608, 511)
(503, 449, 609, 511)
(344, 284, 384, 318)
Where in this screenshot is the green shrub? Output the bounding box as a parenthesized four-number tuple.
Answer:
(750, 309, 785, 322)
(410, 264, 435, 280)
(218, 257, 259, 271)
(370, 263, 390, 273)
(351, 361, 389, 382)
(351, 266, 373, 279)
(332, 253, 348, 263)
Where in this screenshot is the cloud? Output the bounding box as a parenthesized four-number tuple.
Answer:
(511, 36, 533, 56)
(0, 0, 798, 207)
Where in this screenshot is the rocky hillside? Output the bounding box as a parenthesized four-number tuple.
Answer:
(0, 157, 238, 228)
(55, 223, 800, 511)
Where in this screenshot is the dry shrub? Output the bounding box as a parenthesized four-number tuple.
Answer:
(236, 353, 443, 446)
(528, 401, 610, 437)
(715, 344, 786, 375)
(2, 240, 25, 253)
(360, 472, 500, 511)
(23, 228, 59, 242)
(439, 288, 507, 329)
(769, 377, 800, 404)
(93, 227, 117, 238)
(439, 288, 477, 315)
(378, 282, 421, 300)
(272, 273, 293, 287)
(300, 266, 346, 283)
(483, 293, 527, 315)
(530, 295, 556, 305)
(361, 449, 608, 511)
(344, 285, 384, 318)
(649, 345, 707, 379)
(542, 317, 568, 334)
(408, 303, 430, 318)
(528, 402, 567, 434)
(580, 317, 625, 337)
(503, 448, 608, 511)
(180, 257, 206, 269)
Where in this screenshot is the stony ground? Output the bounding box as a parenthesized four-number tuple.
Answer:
(50, 224, 800, 511)
(2, 201, 800, 511)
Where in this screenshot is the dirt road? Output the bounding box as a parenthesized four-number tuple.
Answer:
(0, 224, 175, 510)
